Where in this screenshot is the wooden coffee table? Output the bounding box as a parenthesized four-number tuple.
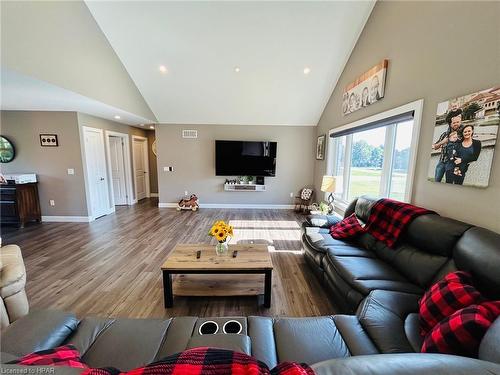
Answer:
(161, 243, 273, 308)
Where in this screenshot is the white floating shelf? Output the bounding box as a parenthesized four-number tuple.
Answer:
(224, 183, 266, 192)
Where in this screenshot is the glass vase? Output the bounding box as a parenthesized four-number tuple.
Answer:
(215, 242, 229, 256)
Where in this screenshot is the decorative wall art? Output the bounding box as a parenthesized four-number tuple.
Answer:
(40, 134, 59, 147)
(316, 135, 325, 160)
(342, 59, 388, 115)
(428, 86, 500, 188)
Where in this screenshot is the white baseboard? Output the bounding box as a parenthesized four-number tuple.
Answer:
(158, 202, 294, 209)
(150, 193, 159, 197)
(42, 216, 92, 223)
(158, 203, 178, 208)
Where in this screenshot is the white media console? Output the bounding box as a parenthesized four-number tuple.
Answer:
(224, 183, 266, 192)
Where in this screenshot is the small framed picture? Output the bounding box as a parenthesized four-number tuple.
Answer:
(40, 134, 58, 147)
(316, 135, 326, 160)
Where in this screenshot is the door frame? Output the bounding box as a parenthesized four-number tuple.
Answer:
(105, 130, 135, 206)
(81, 126, 113, 220)
(132, 135, 150, 200)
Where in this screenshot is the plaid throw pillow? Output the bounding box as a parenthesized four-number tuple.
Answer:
(421, 301, 500, 357)
(7, 345, 88, 369)
(419, 271, 483, 337)
(330, 213, 365, 239)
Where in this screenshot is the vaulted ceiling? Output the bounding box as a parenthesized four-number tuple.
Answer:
(2, 1, 374, 127)
(86, 1, 375, 126)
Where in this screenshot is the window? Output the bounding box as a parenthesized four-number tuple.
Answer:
(327, 102, 422, 208)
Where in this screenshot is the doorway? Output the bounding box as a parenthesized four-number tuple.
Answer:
(105, 131, 134, 206)
(132, 136, 150, 201)
(82, 126, 110, 219)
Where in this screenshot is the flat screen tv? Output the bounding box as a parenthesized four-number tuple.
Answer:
(215, 140, 277, 176)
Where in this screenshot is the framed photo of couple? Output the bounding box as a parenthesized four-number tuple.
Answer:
(428, 86, 500, 188)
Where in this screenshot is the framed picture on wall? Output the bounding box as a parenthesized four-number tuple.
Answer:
(316, 135, 326, 160)
(427, 86, 499, 188)
(342, 59, 388, 116)
(40, 134, 58, 147)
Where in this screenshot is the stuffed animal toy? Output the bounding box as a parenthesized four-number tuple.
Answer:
(177, 194, 199, 211)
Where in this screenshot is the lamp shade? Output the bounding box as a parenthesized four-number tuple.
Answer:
(321, 175, 336, 193)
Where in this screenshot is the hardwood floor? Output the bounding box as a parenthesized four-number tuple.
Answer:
(2, 199, 337, 319)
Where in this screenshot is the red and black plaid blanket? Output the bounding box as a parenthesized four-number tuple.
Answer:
(10, 346, 314, 375)
(331, 198, 435, 247)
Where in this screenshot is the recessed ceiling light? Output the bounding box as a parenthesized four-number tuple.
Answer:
(149, 125, 155, 130)
(114, 115, 121, 119)
(234, 66, 240, 73)
(303, 67, 311, 75)
(159, 65, 168, 74)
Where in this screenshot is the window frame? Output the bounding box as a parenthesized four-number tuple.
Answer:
(326, 99, 424, 212)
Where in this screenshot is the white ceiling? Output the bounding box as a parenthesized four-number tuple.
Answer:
(86, 1, 375, 126)
(1, 68, 154, 126)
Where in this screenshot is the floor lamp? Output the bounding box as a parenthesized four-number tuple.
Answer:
(321, 175, 336, 214)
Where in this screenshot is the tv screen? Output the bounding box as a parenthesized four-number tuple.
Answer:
(215, 140, 277, 176)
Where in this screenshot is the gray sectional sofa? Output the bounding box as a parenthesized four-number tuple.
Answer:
(1, 196, 500, 374)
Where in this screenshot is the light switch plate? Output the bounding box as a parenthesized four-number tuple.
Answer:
(67, 168, 75, 175)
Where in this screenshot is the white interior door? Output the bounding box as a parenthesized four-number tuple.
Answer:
(84, 127, 110, 219)
(133, 138, 148, 201)
(109, 136, 127, 205)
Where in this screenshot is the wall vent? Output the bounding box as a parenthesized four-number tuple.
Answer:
(182, 129, 198, 139)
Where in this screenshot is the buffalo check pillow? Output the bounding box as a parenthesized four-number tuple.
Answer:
(330, 213, 365, 239)
(419, 271, 483, 337)
(421, 301, 500, 357)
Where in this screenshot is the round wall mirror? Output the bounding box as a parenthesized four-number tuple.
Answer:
(0, 136, 15, 163)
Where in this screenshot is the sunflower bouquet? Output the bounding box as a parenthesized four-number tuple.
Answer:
(208, 220, 234, 243)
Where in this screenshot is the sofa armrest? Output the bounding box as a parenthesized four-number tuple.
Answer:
(1, 310, 79, 357)
(356, 290, 420, 354)
(305, 214, 342, 229)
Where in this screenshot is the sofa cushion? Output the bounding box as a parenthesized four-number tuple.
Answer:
(372, 241, 449, 288)
(332, 315, 379, 355)
(81, 318, 171, 371)
(357, 290, 420, 353)
(404, 215, 471, 257)
(303, 227, 342, 253)
(454, 227, 500, 298)
(404, 313, 422, 352)
(479, 317, 500, 363)
(325, 254, 423, 296)
(272, 316, 350, 364)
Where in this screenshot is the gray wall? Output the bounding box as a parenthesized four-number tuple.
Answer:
(156, 124, 315, 205)
(314, 1, 500, 232)
(1, 1, 155, 121)
(0, 111, 88, 216)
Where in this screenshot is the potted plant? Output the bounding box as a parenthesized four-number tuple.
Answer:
(247, 176, 255, 184)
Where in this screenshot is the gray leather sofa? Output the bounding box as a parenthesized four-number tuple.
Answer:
(1, 196, 500, 374)
(1, 309, 499, 374)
